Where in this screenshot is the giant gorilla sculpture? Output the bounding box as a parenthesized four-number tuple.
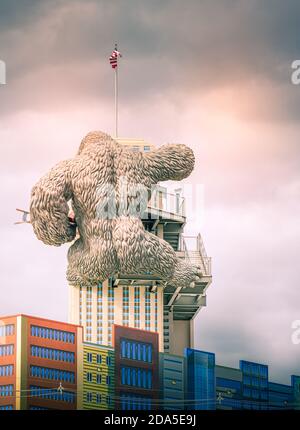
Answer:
(30, 131, 202, 288)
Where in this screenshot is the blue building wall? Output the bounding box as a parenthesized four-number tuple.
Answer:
(268, 381, 293, 410)
(239, 360, 269, 410)
(184, 348, 215, 410)
(291, 375, 300, 410)
(215, 365, 243, 410)
(159, 353, 185, 410)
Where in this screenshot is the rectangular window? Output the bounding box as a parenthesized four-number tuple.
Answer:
(0, 344, 14, 357)
(86, 372, 92, 382)
(0, 325, 14, 337)
(30, 366, 75, 383)
(120, 339, 152, 363)
(30, 346, 75, 363)
(120, 366, 152, 389)
(87, 353, 93, 363)
(0, 365, 14, 377)
(0, 385, 14, 397)
(30, 326, 75, 344)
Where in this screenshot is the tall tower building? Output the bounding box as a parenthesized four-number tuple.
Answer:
(68, 138, 212, 353)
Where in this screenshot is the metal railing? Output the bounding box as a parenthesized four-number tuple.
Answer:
(179, 234, 212, 276)
(147, 189, 185, 217)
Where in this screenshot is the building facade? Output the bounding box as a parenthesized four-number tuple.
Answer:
(185, 348, 216, 410)
(1, 314, 299, 411)
(240, 360, 269, 410)
(113, 324, 159, 410)
(216, 365, 243, 410)
(159, 352, 185, 410)
(0, 315, 82, 410)
(78, 342, 114, 410)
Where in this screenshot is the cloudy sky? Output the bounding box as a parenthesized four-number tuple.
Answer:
(0, 0, 299, 384)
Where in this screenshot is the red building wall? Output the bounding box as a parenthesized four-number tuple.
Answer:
(113, 324, 159, 410)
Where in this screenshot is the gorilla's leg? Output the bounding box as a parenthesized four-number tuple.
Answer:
(67, 237, 117, 286)
(112, 216, 202, 288)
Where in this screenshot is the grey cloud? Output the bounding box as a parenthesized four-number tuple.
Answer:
(1, 0, 300, 121)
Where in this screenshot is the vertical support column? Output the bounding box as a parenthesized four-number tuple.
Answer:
(128, 285, 134, 328)
(150, 290, 155, 332)
(91, 286, 97, 344)
(157, 223, 164, 239)
(157, 287, 164, 352)
(168, 309, 174, 354)
(68, 284, 80, 324)
(16, 316, 27, 410)
(81, 286, 87, 341)
(189, 318, 194, 349)
(114, 286, 123, 326)
(102, 280, 108, 345)
(140, 286, 145, 330)
(76, 326, 84, 410)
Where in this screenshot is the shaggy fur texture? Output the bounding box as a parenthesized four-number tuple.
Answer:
(30, 131, 202, 288)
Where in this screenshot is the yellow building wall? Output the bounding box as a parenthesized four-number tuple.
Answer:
(82, 343, 115, 410)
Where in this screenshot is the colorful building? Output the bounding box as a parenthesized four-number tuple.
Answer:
(78, 342, 114, 410)
(1, 314, 299, 411)
(185, 348, 216, 410)
(113, 324, 159, 410)
(159, 352, 185, 410)
(215, 365, 243, 410)
(0, 314, 82, 410)
(240, 360, 269, 409)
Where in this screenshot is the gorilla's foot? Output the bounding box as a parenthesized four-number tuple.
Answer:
(169, 259, 202, 289)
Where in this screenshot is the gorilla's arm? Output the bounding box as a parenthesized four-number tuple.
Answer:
(143, 144, 195, 182)
(30, 160, 76, 246)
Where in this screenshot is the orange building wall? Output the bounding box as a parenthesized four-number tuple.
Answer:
(0, 314, 82, 410)
(0, 316, 17, 410)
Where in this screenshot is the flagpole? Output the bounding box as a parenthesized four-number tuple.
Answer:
(115, 43, 118, 138)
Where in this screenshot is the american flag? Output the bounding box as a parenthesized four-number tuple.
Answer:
(109, 47, 122, 69)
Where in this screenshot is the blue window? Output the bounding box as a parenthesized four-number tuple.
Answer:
(0, 405, 13, 410)
(0, 325, 14, 337)
(30, 386, 75, 403)
(97, 354, 102, 364)
(121, 366, 152, 389)
(120, 339, 152, 363)
(96, 374, 101, 384)
(86, 372, 92, 382)
(30, 326, 75, 344)
(0, 365, 14, 377)
(106, 375, 111, 385)
(0, 385, 14, 397)
(87, 353, 93, 363)
(0, 345, 14, 356)
(86, 392, 92, 402)
(30, 366, 75, 383)
(96, 393, 101, 404)
(120, 392, 152, 411)
(106, 356, 111, 366)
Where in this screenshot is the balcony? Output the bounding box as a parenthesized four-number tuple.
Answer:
(178, 234, 212, 277)
(143, 188, 186, 224)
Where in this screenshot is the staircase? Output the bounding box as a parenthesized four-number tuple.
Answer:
(163, 232, 179, 251)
